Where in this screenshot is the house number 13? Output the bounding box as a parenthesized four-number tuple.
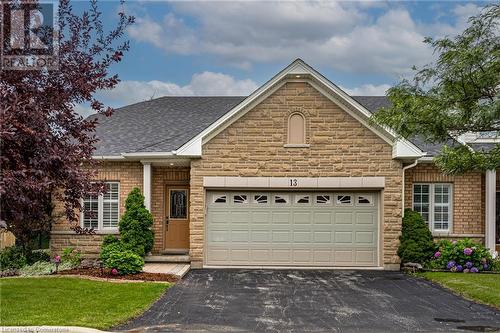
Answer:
(289, 179, 298, 186)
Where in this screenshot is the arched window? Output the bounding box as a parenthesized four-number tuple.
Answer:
(288, 113, 305, 144)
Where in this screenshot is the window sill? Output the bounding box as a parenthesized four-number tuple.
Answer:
(283, 144, 310, 148)
(51, 229, 119, 235)
(432, 232, 485, 238)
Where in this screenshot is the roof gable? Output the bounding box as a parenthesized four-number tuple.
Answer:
(175, 59, 424, 159)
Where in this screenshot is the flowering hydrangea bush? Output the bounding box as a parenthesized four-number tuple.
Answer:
(427, 239, 492, 273)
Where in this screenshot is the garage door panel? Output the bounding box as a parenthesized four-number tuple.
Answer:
(334, 231, 353, 244)
(231, 230, 249, 242)
(293, 231, 312, 242)
(272, 212, 291, 224)
(251, 230, 270, 242)
(231, 211, 251, 223)
(313, 212, 332, 224)
(207, 191, 378, 267)
(272, 249, 291, 262)
(356, 212, 376, 225)
(356, 250, 376, 264)
(355, 231, 376, 245)
(252, 211, 271, 223)
(334, 212, 353, 225)
(313, 249, 333, 263)
(293, 249, 312, 263)
(313, 231, 332, 243)
(272, 231, 291, 242)
(293, 211, 312, 224)
(209, 230, 230, 243)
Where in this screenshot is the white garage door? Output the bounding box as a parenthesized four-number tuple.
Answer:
(206, 191, 379, 267)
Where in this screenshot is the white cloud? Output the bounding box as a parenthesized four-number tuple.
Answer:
(128, 2, 481, 76)
(341, 83, 392, 96)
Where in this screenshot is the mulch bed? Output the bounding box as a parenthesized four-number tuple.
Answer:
(58, 267, 179, 282)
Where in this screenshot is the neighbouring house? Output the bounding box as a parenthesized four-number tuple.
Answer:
(50, 59, 500, 270)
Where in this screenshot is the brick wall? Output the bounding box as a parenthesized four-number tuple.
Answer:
(50, 161, 189, 257)
(404, 163, 484, 237)
(190, 82, 404, 268)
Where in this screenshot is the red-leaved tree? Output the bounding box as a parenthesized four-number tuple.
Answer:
(0, 0, 134, 248)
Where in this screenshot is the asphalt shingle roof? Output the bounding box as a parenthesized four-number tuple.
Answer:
(90, 95, 473, 157)
(90, 96, 245, 156)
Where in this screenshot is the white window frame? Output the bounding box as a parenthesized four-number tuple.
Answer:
(81, 181, 120, 230)
(413, 183, 453, 233)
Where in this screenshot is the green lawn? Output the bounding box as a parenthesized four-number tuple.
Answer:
(419, 272, 500, 308)
(0, 277, 169, 329)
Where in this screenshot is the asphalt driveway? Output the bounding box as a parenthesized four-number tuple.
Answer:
(117, 269, 500, 333)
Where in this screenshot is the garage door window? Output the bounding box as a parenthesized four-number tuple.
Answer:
(253, 194, 268, 204)
(357, 195, 373, 205)
(274, 194, 289, 204)
(336, 195, 352, 205)
(413, 183, 452, 232)
(213, 194, 227, 204)
(233, 194, 248, 204)
(295, 195, 310, 204)
(316, 195, 331, 204)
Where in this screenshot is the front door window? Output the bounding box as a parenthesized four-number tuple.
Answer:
(170, 189, 187, 219)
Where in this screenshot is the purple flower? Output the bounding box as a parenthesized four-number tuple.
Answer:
(483, 264, 489, 270)
(465, 261, 473, 269)
(446, 261, 456, 269)
(456, 265, 463, 272)
(470, 267, 479, 273)
(54, 255, 61, 264)
(463, 268, 470, 273)
(111, 268, 118, 275)
(463, 248, 473, 256)
(434, 251, 441, 258)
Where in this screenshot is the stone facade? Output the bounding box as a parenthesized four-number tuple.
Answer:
(404, 163, 484, 239)
(49, 82, 492, 265)
(190, 82, 404, 269)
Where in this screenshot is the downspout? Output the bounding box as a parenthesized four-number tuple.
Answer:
(402, 160, 419, 217)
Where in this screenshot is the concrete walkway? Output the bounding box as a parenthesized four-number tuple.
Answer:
(143, 263, 190, 278)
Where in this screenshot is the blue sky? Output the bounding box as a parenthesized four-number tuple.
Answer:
(73, 0, 490, 116)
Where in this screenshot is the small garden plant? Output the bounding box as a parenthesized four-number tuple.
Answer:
(426, 239, 493, 273)
(99, 187, 154, 275)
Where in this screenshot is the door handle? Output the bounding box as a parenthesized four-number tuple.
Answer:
(165, 218, 169, 231)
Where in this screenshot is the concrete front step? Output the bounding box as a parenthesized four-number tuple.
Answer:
(145, 255, 190, 263)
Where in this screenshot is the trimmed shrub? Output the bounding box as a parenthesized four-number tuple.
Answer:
(27, 249, 51, 265)
(100, 241, 126, 264)
(397, 209, 436, 264)
(104, 250, 144, 275)
(427, 239, 493, 273)
(0, 246, 27, 270)
(119, 188, 154, 256)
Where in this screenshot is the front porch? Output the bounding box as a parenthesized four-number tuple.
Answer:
(141, 160, 192, 256)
